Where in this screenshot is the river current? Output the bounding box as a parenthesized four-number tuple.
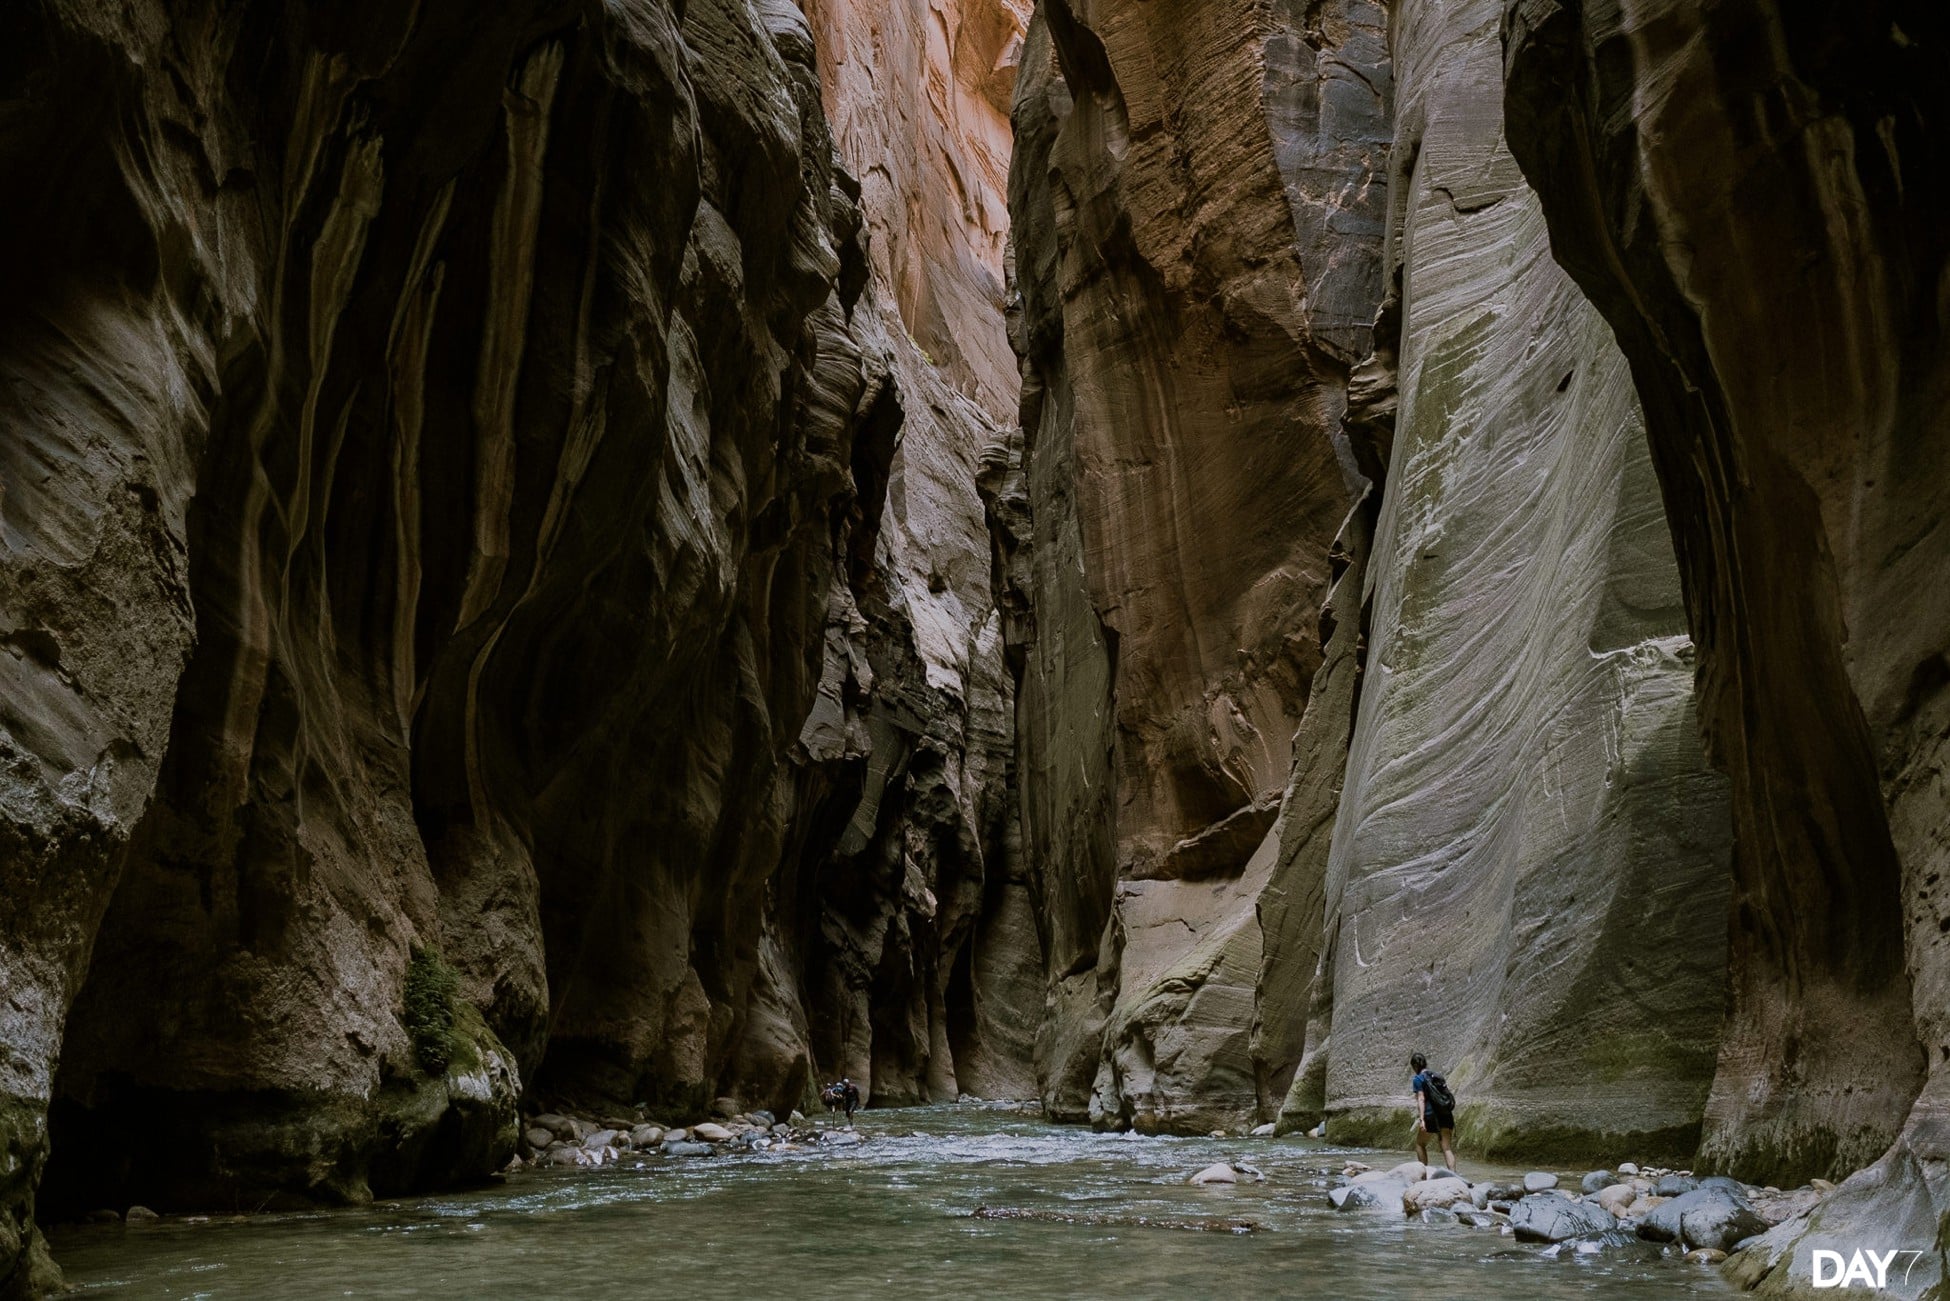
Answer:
(51, 1105, 1736, 1299)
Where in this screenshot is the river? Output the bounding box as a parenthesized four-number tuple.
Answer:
(50, 1105, 1737, 1299)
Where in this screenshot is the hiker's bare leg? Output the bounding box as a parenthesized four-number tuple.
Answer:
(1414, 1124, 1429, 1165)
(1440, 1128, 1457, 1172)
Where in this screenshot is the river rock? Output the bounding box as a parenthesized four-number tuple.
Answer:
(1403, 1178, 1474, 1212)
(1685, 1248, 1728, 1265)
(1595, 1183, 1639, 1217)
(524, 1127, 555, 1151)
(1335, 1180, 1408, 1214)
(1697, 1175, 1744, 1194)
(1420, 1207, 1460, 1225)
(1580, 1170, 1617, 1193)
(691, 1123, 733, 1143)
(125, 1206, 158, 1223)
(1636, 1186, 1767, 1252)
(1189, 1163, 1238, 1185)
(1653, 1175, 1699, 1197)
(630, 1126, 664, 1148)
(1510, 1194, 1617, 1243)
(662, 1141, 714, 1157)
(1523, 1172, 1560, 1193)
(535, 1114, 576, 1142)
(789, 1112, 807, 1127)
(1457, 1209, 1508, 1229)
(582, 1129, 619, 1151)
(823, 1132, 865, 1148)
(747, 1111, 776, 1129)
(663, 1129, 689, 1144)
(1251, 1123, 1276, 1137)
(1389, 1161, 1432, 1182)
(1617, 1162, 1640, 1176)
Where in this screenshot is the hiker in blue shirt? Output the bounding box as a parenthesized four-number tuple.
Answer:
(1410, 1052, 1458, 1173)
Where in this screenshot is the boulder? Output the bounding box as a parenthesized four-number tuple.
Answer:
(1469, 1184, 1492, 1210)
(1653, 1174, 1700, 1197)
(1698, 1175, 1744, 1194)
(663, 1128, 689, 1143)
(1403, 1178, 1474, 1212)
(125, 1206, 159, 1223)
(1510, 1193, 1617, 1243)
(1335, 1179, 1409, 1214)
(747, 1111, 776, 1128)
(534, 1113, 576, 1141)
(661, 1140, 714, 1157)
(1390, 1161, 1432, 1182)
(630, 1125, 664, 1148)
(523, 1127, 555, 1151)
(582, 1129, 619, 1150)
(1581, 1170, 1618, 1193)
(1617, 1162, 1640, 1175)
(1420, 1207, 1459, 1225)
(691, 1122, 733, 1143)
(1190, 1163, 1237, 1185)
(1523, 1171, 1560, 1193)
(1637, 1186, 1767, 1252)
(1595, 1183, 1639, 1217)
(789, 1111, 807, 1127)
(1251, 1123, 1277, 1137)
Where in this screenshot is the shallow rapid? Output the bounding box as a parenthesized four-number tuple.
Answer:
(52, 1106, 1735, 1299)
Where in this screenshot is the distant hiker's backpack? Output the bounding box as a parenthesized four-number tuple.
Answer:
(1426, 1073, 1456, 1113)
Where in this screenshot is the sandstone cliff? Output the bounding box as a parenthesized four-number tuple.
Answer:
(0, 0, 1030, 1290)
(1294, 0, 1733, 1160)
(1003, 0, 1393, 1133)
(1505, 0, 1950, 1290)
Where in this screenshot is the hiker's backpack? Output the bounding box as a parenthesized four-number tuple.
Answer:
(1426, 1073, 1456, 1112)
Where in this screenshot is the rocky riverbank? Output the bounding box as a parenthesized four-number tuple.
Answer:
(1313, 1154, 1832, 1270)
(507, 1102, 873, 1171)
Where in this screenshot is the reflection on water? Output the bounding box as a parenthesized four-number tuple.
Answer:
(50, 1105, 1736, 1299)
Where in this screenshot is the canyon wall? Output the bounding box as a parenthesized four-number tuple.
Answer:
(0, 0, 1029, 1290)
(1003, 0, 1392, 1131)
(1505, 0, 1950, 1289)
(1297, 0, 1732, 1161)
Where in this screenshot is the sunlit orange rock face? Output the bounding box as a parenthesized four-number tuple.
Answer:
(803, 0, 1028, 418)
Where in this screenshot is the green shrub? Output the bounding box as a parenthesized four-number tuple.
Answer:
(403, 946, 460, 1074)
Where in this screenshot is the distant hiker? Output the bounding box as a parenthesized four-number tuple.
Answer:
(1409, 1052, 1458, 1172)
(821, 1077, 861, 1122)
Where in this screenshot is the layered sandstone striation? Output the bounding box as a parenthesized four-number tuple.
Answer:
(1294, 0, 1733, 1160)
(0, 0, 1031, 1290)
(1003, 0, 1392, 1131)
(1505, 0, 1950, 1290)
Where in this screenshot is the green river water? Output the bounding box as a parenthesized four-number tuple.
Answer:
(50, 1105, 1737, 1299)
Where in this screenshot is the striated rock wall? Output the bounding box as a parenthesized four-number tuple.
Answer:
(1004, 0, 1392, 1130)
(1300, 0, 1733, 1161)
(0, 0, 1032, 1289)
(1504, 0, 1950, 1288)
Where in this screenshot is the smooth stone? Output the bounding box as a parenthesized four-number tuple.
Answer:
(748, 1111, 776, 1128)
(771, 1123, 791, 1136)
(534, 1113, 575, 1140)
(711, 1097, 740, 1117)
(789, 1111, 807, 1126)
(823, 1131, 864, 1147)
(663, 1128, 689, 1143)
(1308, 1123, 1327, 1139)
(1510, 1193, 1617, 1243)
(1524, 1171, 1560, 1193)
(1581, 1169, 1618, 1193)
(1389, 1161, 1431, 1182)
(1457, 1209, 1508, 1229)
(662, 1140, 714, 1157)
(1685, 1248, 1728, 1265)
(1653, 1174, 1700, 1197)
(1403, 1177, 1474, 1212)
(583, 1129, 619, 1150)
(1595, 1183, 1640, 1217)
(1335, 1179, 1409, 1215)
(1637, 1187, 1767, 1252)
(1420, 1207, 1460, 1225)
(691, 1122, 733, 1143)
(1617, 1162, 1640, 1175)
(523, 1126, 555, 1150)
(125, 1206, 159, 1223)
(1469, 1184, 1492, 1210)
(630, 1125, 664, 1147)
(1698, 1175, 1744, 1193)
(1190, 1163, 1238, 1185)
